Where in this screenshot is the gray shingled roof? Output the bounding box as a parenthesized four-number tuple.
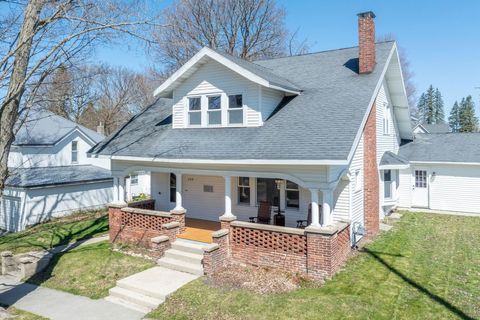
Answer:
(399, 133, 480, 163)
(6, 165, 112, 188)
(379, 151, 409, 168)
(90, 42, 395, 161)
(14, 110, 104, 146)
(416, 123, 450, 134)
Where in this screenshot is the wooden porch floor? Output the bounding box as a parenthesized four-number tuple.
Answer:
(177, 218, 221, 243)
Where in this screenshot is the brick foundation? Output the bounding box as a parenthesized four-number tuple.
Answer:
(108, 205, 185, 248)
(363, 101, 380, 238)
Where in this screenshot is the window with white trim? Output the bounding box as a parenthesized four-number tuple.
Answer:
(383, 170, 392, 199)
(207, 95, 222, 125)
(383, 102, 391, 135)
(228, 94, 243, 124)
(71, 141, 78, 163)
(237, 177, 250, 204)
(285, 180, 299, 208)
(130, 174, 138, 185)
(354, 169, 362, 192)
(188, 97, 201, 125)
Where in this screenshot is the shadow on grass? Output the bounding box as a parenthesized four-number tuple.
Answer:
(0, 216, 108, 307)
(363, 248, 475, 320)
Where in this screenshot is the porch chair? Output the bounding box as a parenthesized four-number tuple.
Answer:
(249, 201, 272, 224)
(296, 204, 321, 228)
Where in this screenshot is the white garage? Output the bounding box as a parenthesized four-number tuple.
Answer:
(398, 133, 480, 215)
(1, 165, 113, 232)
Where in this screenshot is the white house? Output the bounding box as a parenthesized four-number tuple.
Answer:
(1, 110, 114, 232)
(91, 11, 414, 242)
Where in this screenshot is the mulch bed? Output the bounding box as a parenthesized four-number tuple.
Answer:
(205, 264, 318, 294)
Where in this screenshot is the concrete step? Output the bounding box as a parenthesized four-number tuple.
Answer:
(109, 286, 164, 309)
(164, 249, 203, 264)
(171, 240, 205, 255)
(105, 295, 152, 314)
(157, 257, 204, 275)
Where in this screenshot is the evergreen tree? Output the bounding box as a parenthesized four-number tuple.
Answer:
(448, 101, 461, 132)
(416, 85, 445, 124)
(458, 96, 479, 132)
(433, 88, 445, 123)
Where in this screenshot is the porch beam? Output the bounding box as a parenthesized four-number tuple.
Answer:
(174, 173, 184, 211)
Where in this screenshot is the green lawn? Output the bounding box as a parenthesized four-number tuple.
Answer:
(149, 212, 480, 320)
(28, 241, 155, 299)
(6, 307, 47, 320)
(0, 210, 109, 254)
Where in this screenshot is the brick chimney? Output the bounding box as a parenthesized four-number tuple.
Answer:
(357, 11, 376, 74)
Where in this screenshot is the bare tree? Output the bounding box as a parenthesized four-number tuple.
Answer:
(287, 27, 311, 56)
(152, 0, 288, 72)
(0, 0, 158, 195)
(378, 33, 417, 111)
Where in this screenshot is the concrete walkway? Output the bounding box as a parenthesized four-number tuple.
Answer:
(0, 275, 144, 320)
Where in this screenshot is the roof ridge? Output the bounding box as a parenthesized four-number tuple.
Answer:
(253, 40, 395, 62)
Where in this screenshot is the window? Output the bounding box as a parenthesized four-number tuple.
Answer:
(130, 174, 138, 185)
(203, 185, 214, 193)
(415, 170, 427, 188)
(256, 178, 279, 206)
(285, 180, 299, 208)
(228, 94, 243, 124)
(207, 95, 221, 125)
(170, 173, 176, 202)
(237, 177, 250, 204)
(188, 97, 201, 125)
(354, 170, 362, 192)
(71, 141, 78, 163)
(383, 170, 392, 199)
(383, 102, 391, 135)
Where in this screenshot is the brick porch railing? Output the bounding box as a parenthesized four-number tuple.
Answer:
(127, 199, 155, 210)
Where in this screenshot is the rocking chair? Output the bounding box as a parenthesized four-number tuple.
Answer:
(249, 201, 272, 224)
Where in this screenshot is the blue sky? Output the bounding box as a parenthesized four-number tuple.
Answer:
(97, 0, 480, 115)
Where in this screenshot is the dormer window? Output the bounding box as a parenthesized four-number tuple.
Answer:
(71, 141, 78, 164)
(188, 97, 201, 125)
(228, 95, 243, 124)
(208, 95, 222, 125)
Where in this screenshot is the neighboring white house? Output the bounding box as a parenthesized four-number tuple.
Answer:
(1, 110, 114, 232)
(90, 12, 414, 241)
(412, 123, 450, 134)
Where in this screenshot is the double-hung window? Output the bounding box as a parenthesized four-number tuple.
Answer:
(383, 170, 392, 199)
(208, 95, 222, 125)
(285, 180, 300, 208)
(170, 173, 176, 203)
(130, 174, 138, 185)
(237, 177, 250, 204)
(228, 94, 243, 125)
(188, 97, 201, 125)
(71, 141, 78, 163)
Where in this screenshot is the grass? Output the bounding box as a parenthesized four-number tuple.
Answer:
(1, 307, 47, 320)
(148, 212, 480, 320)
(28, 241, 155, 299)
(0, 210, 109, 254)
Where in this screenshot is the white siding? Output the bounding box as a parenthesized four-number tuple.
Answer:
(182, 174, 225, 221)
(333, 178, 350, 222)
(350, 134, 364, 227)
(151, 172, 175, 212)
(171, 60, 285, 128)
(428, 165, 480, 213)
(376, 82, 400, 164)
(126, 172, 151, 200)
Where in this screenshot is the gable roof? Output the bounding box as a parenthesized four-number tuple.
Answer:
(379, 151, 410, 169)
(414, 123, 450, 134)
(399, 133, 480, 163)
(14, 110, 104, 146)
(91, 42, 404, 163)
(153, 47, 301, 97)
(6, 165, 112, 188)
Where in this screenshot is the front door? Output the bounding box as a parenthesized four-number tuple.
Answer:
(412, 168, 429, 208)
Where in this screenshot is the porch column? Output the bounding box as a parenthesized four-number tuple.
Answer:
(309, 188, 320, 227)
(221, 175, 236, 219)
(321, 188, 334, 226)
(174, 173, 184, 211)
(118, 176, 126, 204)
(112, 177, 119, 203)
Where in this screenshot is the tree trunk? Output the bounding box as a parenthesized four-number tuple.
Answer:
(0, 0, 43, 194)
